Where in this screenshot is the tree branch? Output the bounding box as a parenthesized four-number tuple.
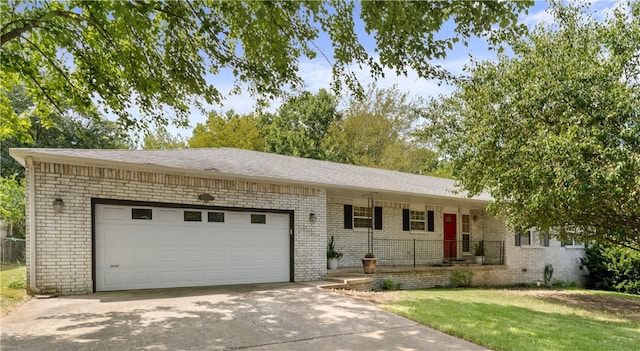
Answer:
(18, 60, 65, 115)
(1, 20, 37, 46)
(1, 10, 85, 47)
(22, 36, 80, 93)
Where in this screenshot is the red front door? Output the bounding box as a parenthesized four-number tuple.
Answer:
(443, 213, 457, 259)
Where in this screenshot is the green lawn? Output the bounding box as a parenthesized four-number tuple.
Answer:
(1, 263, 29, 315)
(380, 289, 640, 351)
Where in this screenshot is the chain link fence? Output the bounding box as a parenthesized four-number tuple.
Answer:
(1, 237, 26, 263)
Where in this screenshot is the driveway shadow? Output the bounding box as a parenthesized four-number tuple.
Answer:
(1, 283, 423, 351)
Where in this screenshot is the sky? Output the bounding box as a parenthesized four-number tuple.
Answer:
(155, 0, 625, 139)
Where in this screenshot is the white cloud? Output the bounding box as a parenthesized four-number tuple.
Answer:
(520, 7, 555, 28)
(520, 1, 626, 28)
(594, 0, 632, 19)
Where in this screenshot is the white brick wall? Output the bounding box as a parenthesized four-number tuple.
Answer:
(26, 159, 585, 295)
(26, 161, 327, 295)
(327, 197, 586, 287)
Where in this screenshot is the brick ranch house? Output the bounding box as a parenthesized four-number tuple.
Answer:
(10, 148, 586, 295)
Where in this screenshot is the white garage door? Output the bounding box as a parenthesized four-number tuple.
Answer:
(95, 204, 290, 291)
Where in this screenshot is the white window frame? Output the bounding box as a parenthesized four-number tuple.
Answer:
(515, 230, 532, 246)
(461, 214, 471, 254)
(561, 238, 584, 248)
(353, 206, 372, 229)
(410, 210, 426, 232)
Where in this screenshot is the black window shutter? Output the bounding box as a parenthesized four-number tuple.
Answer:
(374, 206, 383, 230)
(402, 209, 410, 231)
(427, 210, 435, 232)
(543, 235, 550, 247)
(344, 205, 353, 229)
(515, 233, 521, 246)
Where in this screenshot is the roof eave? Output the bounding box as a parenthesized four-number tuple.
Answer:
(8, 148, 491, 204)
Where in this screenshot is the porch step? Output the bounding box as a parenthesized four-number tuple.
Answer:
(319, 274, 374, 291)
(451, 257, 482, 266)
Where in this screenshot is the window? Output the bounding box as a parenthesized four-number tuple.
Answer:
(462, 215, 470, 234)
(345, 205, 382, 230)
(251, 214, 266, 224)
(353, 206, 372, 229)
(410, 210, 426, 231)
(560, 227, 584, 247)
(208, 212, 225, 223)
(515, 230, 531, 246)
(183, 211, 202, 222)
(540, 234, 550, 247)
(132, 208, 152, 220)
(462, 214, 471, 253)
(561, 238, 582, 247)
(462, 234, 471, 253)
(403, 209, 434, 232)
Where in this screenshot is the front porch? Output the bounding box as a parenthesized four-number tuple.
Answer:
(325, 263, 509, 290)
(371, 239, 505, 266)
(325, 239, 507, 290)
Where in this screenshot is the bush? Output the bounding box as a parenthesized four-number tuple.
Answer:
(583, 242, 640, 295)
(450, 270, 474, 288)
(7, 275, 26, 289)
(381, 279, 401, 290)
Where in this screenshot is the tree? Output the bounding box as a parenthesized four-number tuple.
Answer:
(1, 87, 130, 179)
(260, 89, 341, 159)
(329, 85, 439, 175)
(422, 3, 640, 250)
(142, 127, 187, 150)
(583, 242, 640, 294)
(0, 175, 25, 238)
(189, 110, 264, 151)
(1, 0, 533, 138)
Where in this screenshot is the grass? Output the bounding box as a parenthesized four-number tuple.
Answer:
(1, 263, 29, 315)
(380, 289, 640, 351)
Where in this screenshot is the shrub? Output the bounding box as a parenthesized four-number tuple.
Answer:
(7, 275, 26, 289)
(450, 270, 474, 288)
(381, 279, 401, 290)
(582, 242, 640, 295)
(326, 236, 343, 259)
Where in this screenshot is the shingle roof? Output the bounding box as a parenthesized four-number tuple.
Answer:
(9, 147, 492, 202)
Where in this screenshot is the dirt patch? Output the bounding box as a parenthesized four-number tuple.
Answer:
(500, 289, 640, 322)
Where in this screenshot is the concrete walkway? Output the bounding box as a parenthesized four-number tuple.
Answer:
(0, 283, 487, 351)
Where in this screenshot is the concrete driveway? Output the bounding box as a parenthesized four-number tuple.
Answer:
(1, 282, 486, 351)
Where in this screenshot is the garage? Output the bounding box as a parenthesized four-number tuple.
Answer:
(95, 203, 291, 291)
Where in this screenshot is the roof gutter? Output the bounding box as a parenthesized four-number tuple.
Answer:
(25, 157, 41, 294)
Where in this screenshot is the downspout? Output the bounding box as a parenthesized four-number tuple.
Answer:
(25, 157, 41, 293)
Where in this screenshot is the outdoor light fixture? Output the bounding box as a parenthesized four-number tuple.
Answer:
(198, 193, 215, 202)
(309, 213, 317, 223)
(52, 198, 64, 212)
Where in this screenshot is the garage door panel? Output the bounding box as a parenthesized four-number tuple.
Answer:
(158, 271, 182, 283)
(131, 249, 156, 264)
(131, 271, 155, 285)
(100, 206, 128, 221)
(156, 209, 179, 222)
(157, 249, 179, 262)
(96, 205, 290, 291)
(103, 272, 126, 286)
(183, 249, 206, 262)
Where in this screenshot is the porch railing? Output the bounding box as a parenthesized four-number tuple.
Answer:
(372, 239, 504, 267)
